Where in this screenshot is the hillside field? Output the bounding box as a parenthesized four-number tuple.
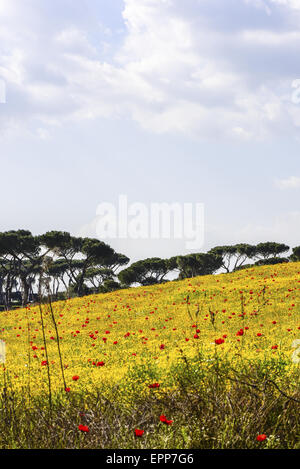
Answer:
(0, 262, 299, 449)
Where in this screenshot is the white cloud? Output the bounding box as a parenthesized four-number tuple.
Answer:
(269, 0, 300, 10)
(1, 0, 300, 140)
(275, 176, 300, 189)
(241, 29, 300, 45)
(244, 0, 272, 15)
(36, 127, 51, 140)
(55, 28, 98, 57)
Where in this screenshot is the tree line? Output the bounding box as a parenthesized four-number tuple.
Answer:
(119, 242, 296, 286)
(0, 230, 299, 309)
(0, 230, 129, 309)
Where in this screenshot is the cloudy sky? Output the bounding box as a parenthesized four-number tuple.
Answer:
(1, 0, 300, 261)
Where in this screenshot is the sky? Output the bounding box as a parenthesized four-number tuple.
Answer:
(1, 0, 300, 262)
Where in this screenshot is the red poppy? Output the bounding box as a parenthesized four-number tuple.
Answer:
(256, 434, 267, 442)
(160, 415, 173, 425)
(148, 383, 160, 389)
(134, 429, 144, 437)
(72, 375, 79, 381)
(78, 424, 89, 433)
(215, 338, 224, 345)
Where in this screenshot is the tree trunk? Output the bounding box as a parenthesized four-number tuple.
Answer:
(4, 274, 14, 310)
(21, 277, 29, 307)
(77, 265, 87, 297)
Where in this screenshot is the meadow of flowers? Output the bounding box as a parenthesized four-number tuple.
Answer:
(0, 261, 299, 449)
